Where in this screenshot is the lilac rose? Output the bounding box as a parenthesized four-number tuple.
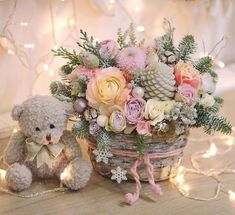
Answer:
(124, 97, 146, 124)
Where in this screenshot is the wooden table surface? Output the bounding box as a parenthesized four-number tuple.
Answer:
(0, 90, 235, 215)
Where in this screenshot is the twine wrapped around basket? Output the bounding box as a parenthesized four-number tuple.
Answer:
(87, 131, 189, 182)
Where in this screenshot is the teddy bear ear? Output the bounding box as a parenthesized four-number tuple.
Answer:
(11, 105, 24, 121)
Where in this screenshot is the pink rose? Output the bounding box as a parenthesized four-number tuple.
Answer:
(174, 62, 201, 89)
(175, 84, 198, 106)
(136, 121, 151, 135)
(68, 66, 97, 81)
(109, 110, 126, 133)
(124, 97, 146, 124)
(99, 40, 118, 58)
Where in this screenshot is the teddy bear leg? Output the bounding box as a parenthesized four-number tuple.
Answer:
(5, 163, 32, 192)
(61, 158, 92, 191)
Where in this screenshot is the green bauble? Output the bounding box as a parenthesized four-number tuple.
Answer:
(78, 51, 99, 69)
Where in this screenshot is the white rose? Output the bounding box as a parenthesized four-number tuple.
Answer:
(144, 99, 165, 125)
(201, 73, 216, 94)
(199, 93, 215, 107)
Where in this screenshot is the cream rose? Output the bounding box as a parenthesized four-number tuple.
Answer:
(144, 99, 165, 125)
(86, 67, 130, 112)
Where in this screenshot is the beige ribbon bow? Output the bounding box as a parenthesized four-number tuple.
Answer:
(25, 138, 64, 168)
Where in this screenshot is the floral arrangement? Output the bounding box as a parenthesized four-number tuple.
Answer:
(50, 23, 231, 164)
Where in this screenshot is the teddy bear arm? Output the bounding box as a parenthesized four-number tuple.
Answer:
(4, 130, 26, 165)
(61, 130, 81, 160)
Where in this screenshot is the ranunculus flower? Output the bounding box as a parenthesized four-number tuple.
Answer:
(174, 62, 201, 89)
(68, 66, 97, 81)
(99, 40, 118, 59)
(199, 93, 215, 107)
(175, 84, 198, 106)
(136, 120, 151, 135)
(201, 73, 216, 94)
(109, 110, 126, 133)
(144, 99, 165, 125)
(86, 67, 130, 112)
(124, 97, 146, 124)
(115, 47, 146, 71)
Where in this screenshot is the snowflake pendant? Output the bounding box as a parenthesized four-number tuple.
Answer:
(93, 148, 113, 164)
(111, 166, 127, 184)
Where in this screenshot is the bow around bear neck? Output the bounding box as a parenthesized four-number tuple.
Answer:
(25, 138, 64, 168)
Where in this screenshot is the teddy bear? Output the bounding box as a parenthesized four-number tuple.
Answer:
(3, 95, 92, 192)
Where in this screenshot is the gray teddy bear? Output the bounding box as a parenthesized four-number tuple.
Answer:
(3, 95, 92, 191)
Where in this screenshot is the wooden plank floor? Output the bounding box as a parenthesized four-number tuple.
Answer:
(0, 90, 235, 215)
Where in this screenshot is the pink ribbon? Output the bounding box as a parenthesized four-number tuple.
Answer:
(86, 140, 184, 205)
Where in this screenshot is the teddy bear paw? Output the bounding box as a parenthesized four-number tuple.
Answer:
(61, 158, 92, 190)
(6, 163, 32, 192)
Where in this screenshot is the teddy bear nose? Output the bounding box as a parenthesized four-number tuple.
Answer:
(46, 135, 51, 141)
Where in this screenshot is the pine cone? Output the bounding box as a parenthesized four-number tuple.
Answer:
(84, 108, 99, 122)
(159, 51, 180, 66)
(139, 62, 176, 101)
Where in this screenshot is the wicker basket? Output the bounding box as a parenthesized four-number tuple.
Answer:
(87, 131, 189, 182)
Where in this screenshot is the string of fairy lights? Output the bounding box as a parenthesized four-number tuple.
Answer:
(0, 0, 234, 203)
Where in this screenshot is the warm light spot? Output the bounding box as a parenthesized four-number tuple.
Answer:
(134, 6, 141, 12)
(20, 22, 28, 26)
(49, 69, 54, 77)
(24, 44, 35, 49)
(53, 44, 59, 51)
(13, 128, 18, 133)
(109, 0, 115, 3)
(0, 169, 6, 180)
(178, 166, 184, 173)
(7, 49, 14, 54)
(43, 64, 49, 71)
(229, 190, 235, 201)
(217, 61, 225, 68)
(203, 143, 217, 158)
(137, 26, 145, 32)
(226, 138, 234, 146)
(68, 18, 75, 26)
(176, 174, 184, 184)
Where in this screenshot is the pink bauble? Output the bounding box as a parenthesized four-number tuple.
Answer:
(73, 98, 88, 114)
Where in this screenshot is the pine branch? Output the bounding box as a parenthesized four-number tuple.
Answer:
(128, 23, 137, 47)
(72, 119, 91, 139)
(97, 129, 115, 150)
(193, 56, 218, 79)
(50, 81, 71, 98)
(53, 47, 80, 68)
(77, 29, 100, 57)
(155, 31, 175, 56)
(77, 30, 115, 68)
(194, 106, 232, 135)
(178, 35, 197, 62)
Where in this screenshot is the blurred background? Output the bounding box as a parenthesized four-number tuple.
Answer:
(0, 0, 235, 138)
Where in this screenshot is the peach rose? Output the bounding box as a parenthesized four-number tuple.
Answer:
(86, 67, 130, 111)
(175, 84, 198, 106)
(174, 62, 201, 89)
(136, 121, 151, 136)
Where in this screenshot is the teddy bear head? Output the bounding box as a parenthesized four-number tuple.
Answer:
(11, 95, 71, 145)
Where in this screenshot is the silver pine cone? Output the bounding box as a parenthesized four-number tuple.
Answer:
(139, 61, 176, 100)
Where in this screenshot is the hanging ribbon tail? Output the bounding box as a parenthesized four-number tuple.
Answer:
(125, 159, 142, 205)
(144, 154, 163, 196)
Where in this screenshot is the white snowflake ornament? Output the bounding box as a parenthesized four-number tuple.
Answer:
(111, 166, 127, 183)
(93, 148, 113, 164)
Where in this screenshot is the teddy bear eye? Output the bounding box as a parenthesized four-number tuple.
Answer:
(35, 127, 40, 132)
(50, 124, 55, 129)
